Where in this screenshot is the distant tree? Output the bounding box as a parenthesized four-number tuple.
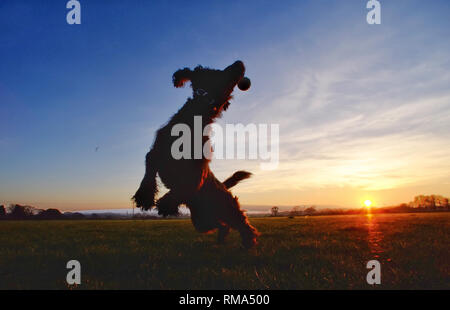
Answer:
(426, 196, 436, 209)
(8, 204, 36, 219)
(413, 195, 427, 208)
(412, 195, 448, 209)
(289, 206, 302, 217)
(36, 208, 63, 220)
(304, 206, 317, 215)
(63, 212, 85, 219)
(0, 205, 5, 219)
(271, 206, 279, 217)
(432, 195, 448, 209)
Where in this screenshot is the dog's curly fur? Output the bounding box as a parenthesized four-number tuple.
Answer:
(133, 61, 260, 248)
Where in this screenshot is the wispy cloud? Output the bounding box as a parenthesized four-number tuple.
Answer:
(214, 17, 450, 205)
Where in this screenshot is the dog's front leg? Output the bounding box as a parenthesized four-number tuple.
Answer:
(133, 148, 159, 210)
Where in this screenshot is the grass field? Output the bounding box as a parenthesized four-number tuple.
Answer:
(0, 213, 448, 289)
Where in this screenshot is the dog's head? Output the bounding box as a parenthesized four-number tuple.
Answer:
(173, 61, 246, 118)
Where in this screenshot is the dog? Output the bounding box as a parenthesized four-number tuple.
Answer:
(133, 60, 260, 248)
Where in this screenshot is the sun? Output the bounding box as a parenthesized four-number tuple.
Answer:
(364, 200, 372, 208)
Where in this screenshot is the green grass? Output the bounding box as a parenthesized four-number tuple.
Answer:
(0, 213, 448, 289)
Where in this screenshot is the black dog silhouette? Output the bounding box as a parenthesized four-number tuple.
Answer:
(133, 61, 259, 248)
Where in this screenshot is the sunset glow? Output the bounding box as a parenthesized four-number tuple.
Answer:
(364, 200, 372, 208)
(1, 1, 449, 211)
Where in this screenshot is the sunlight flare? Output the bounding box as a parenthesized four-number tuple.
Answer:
(364, 200, 372, 208)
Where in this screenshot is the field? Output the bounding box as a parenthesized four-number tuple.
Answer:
(0, 213, 448, 289)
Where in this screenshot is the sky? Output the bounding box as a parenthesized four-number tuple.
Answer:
(1, 0, 449, 211)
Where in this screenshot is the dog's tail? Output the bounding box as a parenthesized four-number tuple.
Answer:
(132, 149, 158, 210)
(223, 171, 252, 189)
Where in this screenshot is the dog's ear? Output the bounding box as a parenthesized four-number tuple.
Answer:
(172, 68, 192, 88)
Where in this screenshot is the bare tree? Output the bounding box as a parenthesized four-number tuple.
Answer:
(271, 206, 279, 217)
(7, 204, 40, 219)
(304, 206, 317, 215)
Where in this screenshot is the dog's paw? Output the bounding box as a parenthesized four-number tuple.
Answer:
(156, 200, 180, 217)
(157, 207, 179, 217)
(132, 190, 155, 211)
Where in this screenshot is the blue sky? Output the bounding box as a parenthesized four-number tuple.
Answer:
(1, 0, 449, 210)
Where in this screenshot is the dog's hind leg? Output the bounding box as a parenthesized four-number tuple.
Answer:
(156, 190, 182, 217)
(217, 223, 231, 244)
(223, 196, 260, 249)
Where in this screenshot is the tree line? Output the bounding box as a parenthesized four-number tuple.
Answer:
(0, 204, 84, 220)
(269, 194, 450, 217)
(0, 204, 159, 220)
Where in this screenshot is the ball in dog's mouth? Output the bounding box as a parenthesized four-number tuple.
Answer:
(238, 77, 251, 91)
